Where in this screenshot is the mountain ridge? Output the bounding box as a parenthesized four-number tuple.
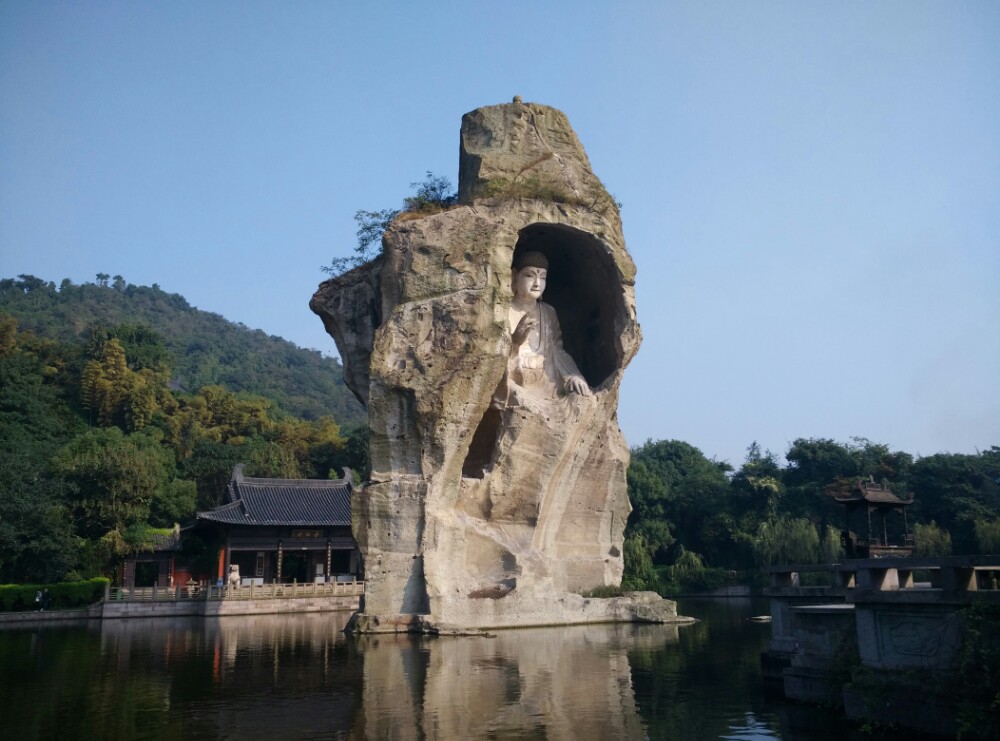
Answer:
(0, 274, 364, 425)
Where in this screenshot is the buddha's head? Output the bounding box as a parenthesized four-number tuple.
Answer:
(512, 251, 549, 302)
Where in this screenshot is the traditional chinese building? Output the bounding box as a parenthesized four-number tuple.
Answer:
(195, 464, 359, 585)
(830, 477, 915, 558)
(120, 526, 185, 588)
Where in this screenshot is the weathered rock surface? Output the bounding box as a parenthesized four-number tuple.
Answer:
(311, 99, 685, 629)
(311, 257, 382, 407)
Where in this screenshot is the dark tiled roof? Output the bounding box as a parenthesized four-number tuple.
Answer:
(829, 479, 912, 506)
(148, 531, 183, 551)
(197, 464, 353, 527)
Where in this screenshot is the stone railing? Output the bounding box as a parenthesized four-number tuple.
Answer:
(765, 555, 1000, 600)
(106, 579, 365, 603)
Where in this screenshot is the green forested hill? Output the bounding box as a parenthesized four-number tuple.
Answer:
(0, 275, 363, 425)
(1, 274, 370, 585)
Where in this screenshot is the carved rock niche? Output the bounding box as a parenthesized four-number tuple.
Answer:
(311, 99, 684, 630)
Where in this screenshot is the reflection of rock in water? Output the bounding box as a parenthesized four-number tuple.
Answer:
(83, 614, 682, 739)
(354, 622, 680, 741)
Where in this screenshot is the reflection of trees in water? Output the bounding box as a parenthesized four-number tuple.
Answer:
(627, 600, 779, 739)
(2, 623, 189, 739)
(628, 599, 856, 740)
(1, 613, 362, 741)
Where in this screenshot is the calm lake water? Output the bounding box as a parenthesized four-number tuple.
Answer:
(1, 598, 859, 740)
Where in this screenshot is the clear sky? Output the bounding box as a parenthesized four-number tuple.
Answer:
(2, 1, 998, 466)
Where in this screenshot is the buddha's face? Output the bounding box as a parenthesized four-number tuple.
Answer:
(513, 266, 547, 302)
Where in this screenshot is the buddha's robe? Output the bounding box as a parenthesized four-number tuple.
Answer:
(495, 301, 587, 409)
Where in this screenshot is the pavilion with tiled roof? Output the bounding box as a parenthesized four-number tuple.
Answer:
(121, 526, 185, 590)
(829, 477, 915, 558)
(196, 464, 359, 585)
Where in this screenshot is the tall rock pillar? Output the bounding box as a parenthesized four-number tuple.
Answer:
(312, 99, 684, 630)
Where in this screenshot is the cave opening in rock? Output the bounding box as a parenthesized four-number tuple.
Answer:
(461, 223, 626, 480)
(512, 223, 625, 388)
(462, 406, 503, 479)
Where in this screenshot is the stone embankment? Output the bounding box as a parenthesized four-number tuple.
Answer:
(1, 582, 363, 624)
(0, 604, 102, 626)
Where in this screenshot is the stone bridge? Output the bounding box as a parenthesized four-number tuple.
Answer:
(763, 555, 1000, 735)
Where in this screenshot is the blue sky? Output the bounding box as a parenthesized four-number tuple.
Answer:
(2, 1, 998, 466)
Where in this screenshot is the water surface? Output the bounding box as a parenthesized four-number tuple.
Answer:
(1, 598, 854, 740)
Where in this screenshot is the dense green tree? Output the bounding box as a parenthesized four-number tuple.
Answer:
(782, 438, 861, 523)
(0, 320, 84, 581)
(622, 435, 997, 588)
(87, 323, 172, 372)
(15, 274, 47, 293)
(0, 314, 15, 352)
(820, 524, 845, 564)
(82, 339, 137, 428)
(622, 533, 656, 591)
(272, 415, 345, 476)
(0, 457, 79, 583)
(730, 442, 784, 518)
(914, 521, 953, 557)
(334, 423, 371, 481)
(667, 547, 707, 583)
(628, 440, 732, 566)
(149, 479, 197, 528)
(625, 458, 672, 561)
(751, 517, 820, 566)
(179, 439, 250, 510)
(975, 518, 1000, 554)
(634, 520, 677, 565)
(909, 449, 1000, 553)
(51, 428, 176, 540)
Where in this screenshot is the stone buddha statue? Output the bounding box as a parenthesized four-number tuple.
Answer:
(496, 251, 591, 407)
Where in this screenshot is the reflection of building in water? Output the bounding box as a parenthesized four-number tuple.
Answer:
(123, 465, 361, 588)
(355, 623, 680, 741)
(95, 613, 360, 739)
